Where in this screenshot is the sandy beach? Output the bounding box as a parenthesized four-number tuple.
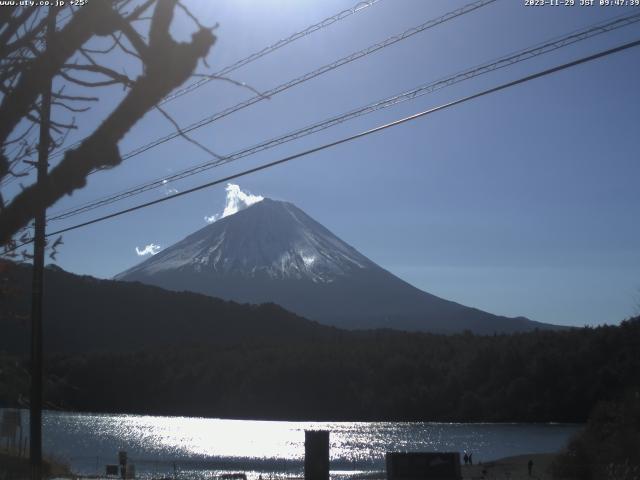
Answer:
(461, 453, 557, 480)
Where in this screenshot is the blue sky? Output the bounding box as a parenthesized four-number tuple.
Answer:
(5, 0, 640, 327)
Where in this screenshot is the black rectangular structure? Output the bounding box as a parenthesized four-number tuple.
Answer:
(106, 465, 119, 476)
(386, 452, 462, 480)
(305, 430, 330, 480)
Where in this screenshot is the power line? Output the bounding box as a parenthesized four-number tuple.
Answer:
(46, 10, 640, 222)
(6, 36, 639, 254)
(105, 0, 496, 165)
(48, 10, 640, 220)
(5, 0, 496, 191)
(2, 0, 383, 185)
(46, 0, 383, 160)
(31, 0, 495, 183)
(160, 0, 382, 105)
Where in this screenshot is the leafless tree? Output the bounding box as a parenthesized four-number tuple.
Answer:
(0, 0, 216, 248)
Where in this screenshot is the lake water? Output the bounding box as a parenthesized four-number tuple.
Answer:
(8, 410, 582, 479)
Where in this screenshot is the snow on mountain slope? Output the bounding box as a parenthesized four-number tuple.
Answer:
(116, 190, 560, 334)
(116, 199, 375, 283)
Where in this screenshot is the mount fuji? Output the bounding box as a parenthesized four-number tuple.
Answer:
(115, 197, 555, 334)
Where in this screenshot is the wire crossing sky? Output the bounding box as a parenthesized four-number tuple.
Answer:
(3, 0, 639, 328)
(45, 10, 640, 223)
(2, 0, 384, 186)
(4, 34, 635, 250)
(5, 34, 637, 254)
(5, 0, 494, 187)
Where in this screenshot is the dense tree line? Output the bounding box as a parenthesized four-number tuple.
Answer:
(2, 262, 639, 422)
(552, 391, 640, 479)
(3, 317, 638, 423)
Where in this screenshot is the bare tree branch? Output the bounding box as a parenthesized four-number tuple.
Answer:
(0, 0, 216, 244)
(0, 2, 124, 177)
(0, 9, 49, 58)
(118, 18, 149, 59)
(58, 70, 127, 89)
(62, 63, 135, 87)
(52, 101, 91, 113)
(51, 93, 99, 102)
(155, 104, 223, 160)
(0, 8, 36, 50)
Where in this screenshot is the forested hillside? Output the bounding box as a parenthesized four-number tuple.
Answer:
(2, 261, 638, 422)
(3, 318, 638, 422)
(0, 261, 335, 355)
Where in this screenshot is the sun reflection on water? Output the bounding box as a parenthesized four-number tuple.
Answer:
(24, 410, 582, 479)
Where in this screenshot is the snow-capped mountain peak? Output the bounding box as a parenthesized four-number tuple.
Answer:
(115, 195, 554, 334)
(116, 199, 374, 283)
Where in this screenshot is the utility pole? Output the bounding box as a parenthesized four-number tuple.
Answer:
(30, 8, 55, 480)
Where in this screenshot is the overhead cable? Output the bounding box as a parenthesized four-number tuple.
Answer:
(47, 10, 640, 222)
(5, 35, 637, 255)
(2, 0, 383, 184)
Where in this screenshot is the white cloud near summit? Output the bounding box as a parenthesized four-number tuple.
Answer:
(204, 183, 264, 224)
(136, 243, 161, 256)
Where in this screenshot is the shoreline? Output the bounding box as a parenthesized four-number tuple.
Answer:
(2, 405, 586, 425)
(461, 453, 558, 480)
(1, 451, 560, 480)
(330, 454, 560, 480)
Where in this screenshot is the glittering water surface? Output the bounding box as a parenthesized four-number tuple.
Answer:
(27, 410, 580, 479)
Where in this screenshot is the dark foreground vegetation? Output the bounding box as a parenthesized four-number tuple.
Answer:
(0, 261, 335, 356)
(0, 450, 70, 478)
(552, 392, 640, 479)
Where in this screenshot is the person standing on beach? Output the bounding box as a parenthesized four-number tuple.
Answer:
(528, 459, 533, 476)
(469, 453, 473, 465)
(463, 453, 469, 465)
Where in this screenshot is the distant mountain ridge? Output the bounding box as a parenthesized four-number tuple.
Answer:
(116, 198, 559, 334)
(0, 261, 336, 355)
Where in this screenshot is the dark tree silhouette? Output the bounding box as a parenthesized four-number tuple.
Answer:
(0, 0, 216, 246)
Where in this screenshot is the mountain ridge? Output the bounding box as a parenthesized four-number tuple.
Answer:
(117, 199, 374, 283)
(116, 198, 560, 334)
(0, 260, 337, 356)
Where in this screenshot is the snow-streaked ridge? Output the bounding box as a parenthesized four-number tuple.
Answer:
(116, 199, 374, 283)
